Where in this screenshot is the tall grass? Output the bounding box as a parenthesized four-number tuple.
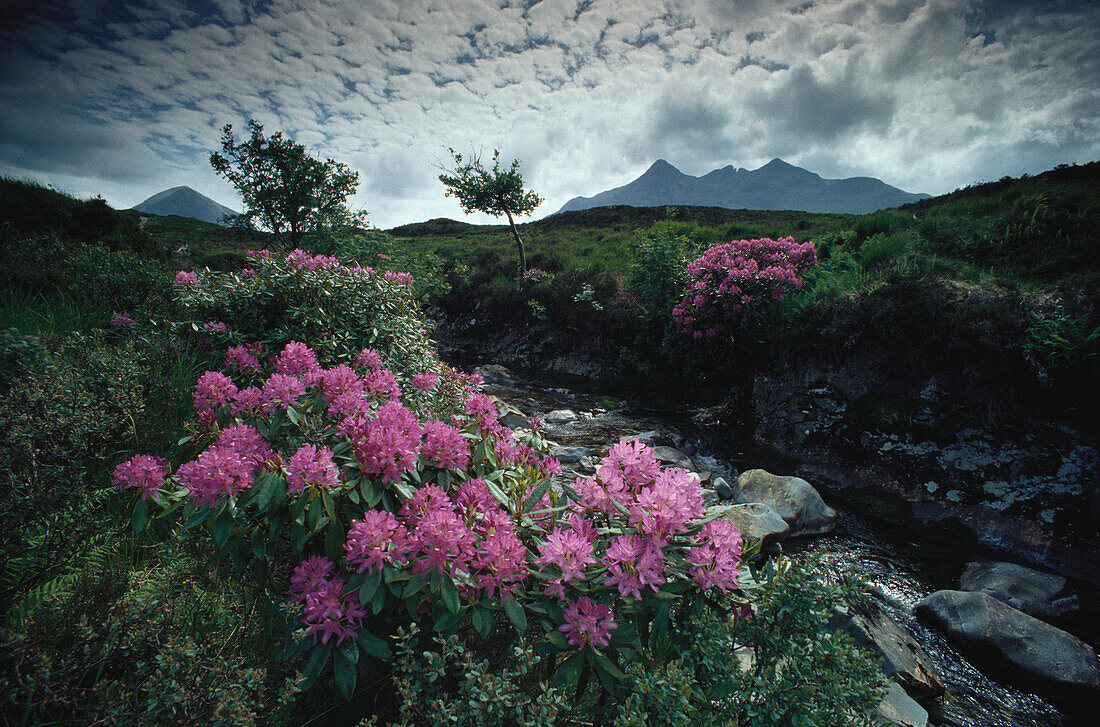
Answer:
(0, 286, 110, 337)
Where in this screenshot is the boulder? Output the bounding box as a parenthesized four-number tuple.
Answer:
(873, 682, 929, 727)
(497, 407, 532, 431)
(830, 599, 944, 697)
(915, 590, 1100, 694)
(551, 446, 588, 465)
(544, 409, 578, 425)
(733, 469, 837, 537)
(473, 364, 515, 386)
(959, 561, 1079, 620)
(706, 503, 789, 549)
(652, 445, 696, 471)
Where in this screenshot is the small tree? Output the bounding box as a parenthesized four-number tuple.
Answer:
(210, 120, 364, 247)
(438, 148, 543, 276)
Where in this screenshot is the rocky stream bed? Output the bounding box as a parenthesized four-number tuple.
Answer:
(461, 361, 1098, 727)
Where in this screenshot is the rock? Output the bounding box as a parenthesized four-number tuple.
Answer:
(706, 503, 789, 549)
(959, 561, 1079, 620)
(498, 408, 531, 431)
(652, 445, 695, 471)
(830, 599, 944, 698)
(551, 446, 588, 465)
(714, 477, 735, 501)
(733, 469, 837, 537)
(873, 682, 929, 727)
(915, 590, 1100, 694)
(473, 363, 515, 386)
(544, 409, 577, 424)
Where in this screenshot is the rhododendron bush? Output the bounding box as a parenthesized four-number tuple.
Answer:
(673, 237, 817, 340)
(119, 257, 758, 703)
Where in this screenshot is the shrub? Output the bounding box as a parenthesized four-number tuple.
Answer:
(672, 237, 817, 341)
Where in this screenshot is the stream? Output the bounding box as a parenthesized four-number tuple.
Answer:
(475, 371, 1091, 727)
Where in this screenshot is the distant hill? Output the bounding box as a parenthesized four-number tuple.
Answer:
(557, 158, 929, 215)
(133, 186, 238, 225)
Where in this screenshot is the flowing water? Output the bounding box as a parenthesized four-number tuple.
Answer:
(482, 376, 1088, 727)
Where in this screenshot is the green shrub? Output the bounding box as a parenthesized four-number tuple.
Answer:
(858, 231, 911, 268)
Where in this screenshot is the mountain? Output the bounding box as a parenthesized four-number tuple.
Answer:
(133, 186, 239, 225)
(557, 158, 929, 215)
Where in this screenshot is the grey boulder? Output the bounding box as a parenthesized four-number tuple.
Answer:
(959, 561, 1079, 620)
(652, 445, 695, 471)
(873, 682, 929, 727)
(706, 503, 790, 550)
(915, 590, 1100, 693)
(733, 469, 837, 537)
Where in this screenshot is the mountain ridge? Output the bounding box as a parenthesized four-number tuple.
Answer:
(133, 186, 239, 225)
(557, 158, 928, 215)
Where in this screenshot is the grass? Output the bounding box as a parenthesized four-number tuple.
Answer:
(0, 285, 110, 337)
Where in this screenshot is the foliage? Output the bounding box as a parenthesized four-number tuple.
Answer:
(390, 623, 568, 726)
(438, 148, 543, 275)
(307, 228, 450, 300)
(627, 221, 706, 317)
(210, 120, 365, 246)
(173, 248, 441, 374)
(611, 558, 886, 727)
(673, 237, 818, 341)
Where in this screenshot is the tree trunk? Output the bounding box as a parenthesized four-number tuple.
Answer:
(504, 211, 527, 279)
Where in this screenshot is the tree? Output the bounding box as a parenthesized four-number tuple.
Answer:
(210, 120, 364, 247)
(438, 148, 543, 276)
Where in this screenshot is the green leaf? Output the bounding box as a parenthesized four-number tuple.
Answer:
(182, 508, 211, 531)
(250, 527, 267, 559)
(591, 650, 627, 681)
(652, 599, 671, 643)
(440, 576, 460, 615)
(503, 596, 527, 633)
(472, 607, 492, 638)
(357, 628, 391, 660)
(392, 480, 416, 501)
(321, 490, 338, 521)
(333, 647, 357, 700)
(522, 477, 552, 512)
(324, 520, 344, 562)
(253, 473, 279, 512)
(357, 570, 381, 604)
(433, 607, 461, 632)
(132, 499, 149, 533)
(545, 629, 568, 650)
(210, 508, 233, 549)
(484, 479, 512, 510)
(299, 641, 333, 690)
(551, 652, 585, 687)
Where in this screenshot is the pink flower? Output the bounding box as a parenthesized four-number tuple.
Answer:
(202, 321, 229, 335)
(176, 444, 254, 506)
(603, 534, 666, 599)
(345, 511, 410, 573)
(113, 454, 167, 499)
(686, 519, 744, 593)
(464, 392, 497, 422)
(559, 597, 617, 649)
(215, 423, 275, 470)
(453, 477, 500, 521)
(224, 345, 261, 373)
(109, 311, 136, 329)
(598, 440, 661, 491)
(407, 506, 475, 577)
(174, 270, 199, 285)
(411, 371, 438, 392)
(628, 468, 705, 539)
(398, 484, 452, 524)
(470, 524, 528, 600)
(301, 579, 366, 645)
(286, 444, 339, 494)
(193, 371, 238, 412)
(231, 386, 272, 417)
(288, 555, 335, 603)
(355, 348, 383, 371)
(262, 373, 305, 408)
(340, 401, 421, 484)
(318, 365, 362, 404)
(275, 341, 319, 376)
(363, 368, 401, 401)
(420, 420, 470, 471)
(535, 527, 595, 584)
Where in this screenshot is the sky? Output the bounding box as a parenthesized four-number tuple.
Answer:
(1, 0, 1098, 228)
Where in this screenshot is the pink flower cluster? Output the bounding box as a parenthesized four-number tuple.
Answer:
(288, 556, 366, 645)
(411, 371, 438, 392)
(344, 480, 527, 601)
(672, 237, 816, 339)
(286, 444, 339, 494)
(113, 455, 167, 499)
(224, 344, 262, 373)
(339, 401, 421, 484)
(174, 270, 199, 286)
(286, 248, 339, 270)
(420, 420, 471, 470)
(109, 311, 136, 329)
(560, 596, 617, 649)
(685, 519, 744, 593)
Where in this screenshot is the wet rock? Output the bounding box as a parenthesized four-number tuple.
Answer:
(830, 599, 945, 698)
(496, 404, 531, 431)
(544, 409, 578, 424)
(915, 590, 1100, 694)
(551, 446, 588, 465)
(652, 445, 695, 471)
(706, 503, 789, 550)
(733, 469, 837, 537)
(474, 363, 515, 386)
(959, 561, 1079, 620)
(873, 682, 929, 727)
(714, 477, 735, 501)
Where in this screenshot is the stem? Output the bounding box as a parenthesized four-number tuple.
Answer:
(504, 211, 526, 279)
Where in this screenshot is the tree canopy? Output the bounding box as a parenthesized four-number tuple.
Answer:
(438, 148, 542, 275)
(210, 120, 364, 247)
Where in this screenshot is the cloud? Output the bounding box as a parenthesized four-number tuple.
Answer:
(0, 0, 1097, 225)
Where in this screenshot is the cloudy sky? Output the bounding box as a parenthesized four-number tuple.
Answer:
(2, 0, 1098, 227)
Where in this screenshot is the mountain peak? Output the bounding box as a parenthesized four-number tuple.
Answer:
(133, 186, 239, 225)
(645, 159, 682, 175)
